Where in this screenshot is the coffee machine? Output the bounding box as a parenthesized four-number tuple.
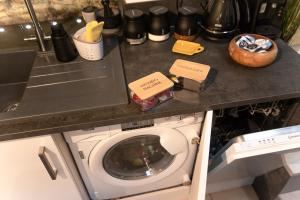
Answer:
(240, 0, 287, 38)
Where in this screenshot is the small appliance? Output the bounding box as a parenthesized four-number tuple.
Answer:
(96, 0, 121, 35)
(64, 113, 204, 199)
(175, 6, 198, 41)
(82, 6, 98, 23)
(148, 6, 170, 42)
(241, 0, 287, 38)
(124, 9, 147, 45)
(51, 22, 78, 62)
(200, 0, 251, 40)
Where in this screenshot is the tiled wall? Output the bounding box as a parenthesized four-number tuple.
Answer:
(122, 0, 202, 13)
(0, 0, 118, 25)
(0, 0, 202, 25)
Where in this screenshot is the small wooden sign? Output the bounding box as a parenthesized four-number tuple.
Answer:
(169, 59, 211, 83)
(172, 40, 205, 55)
(128, 72, 174, 100)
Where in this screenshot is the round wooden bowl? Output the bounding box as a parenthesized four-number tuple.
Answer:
(228, 34, 278, 68)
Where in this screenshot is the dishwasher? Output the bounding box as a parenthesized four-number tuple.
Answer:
(207, 98, 300, 199)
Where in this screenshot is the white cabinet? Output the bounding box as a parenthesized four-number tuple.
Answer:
(191, 110, 213, 200)
(120, 111, 214, 200)
(0, 134, 88, 200)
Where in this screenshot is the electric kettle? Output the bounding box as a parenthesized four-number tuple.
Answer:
(200, 0, 250, 40)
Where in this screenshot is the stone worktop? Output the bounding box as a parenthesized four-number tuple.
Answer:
(0, 33, 299, 141)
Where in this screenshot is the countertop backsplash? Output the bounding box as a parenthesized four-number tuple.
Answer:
(0, 0, 118, 25)
(0, 0, 203, 26)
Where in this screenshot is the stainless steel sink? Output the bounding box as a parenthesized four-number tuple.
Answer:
(0, 50, 36, 112)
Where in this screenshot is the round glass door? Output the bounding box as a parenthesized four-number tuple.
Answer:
(103, 135, 175, 180)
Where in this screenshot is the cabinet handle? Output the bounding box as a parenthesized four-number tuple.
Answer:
(38, 146, 57, 180)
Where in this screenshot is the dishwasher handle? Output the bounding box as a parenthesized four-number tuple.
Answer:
(38, 146, 57, 180)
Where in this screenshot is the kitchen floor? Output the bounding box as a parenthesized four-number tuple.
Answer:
(206, 186, 259, 200)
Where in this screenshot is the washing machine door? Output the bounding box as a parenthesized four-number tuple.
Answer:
(88, 127, 189, 186)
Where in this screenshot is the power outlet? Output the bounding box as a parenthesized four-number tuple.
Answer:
(124, 0, 159, 4)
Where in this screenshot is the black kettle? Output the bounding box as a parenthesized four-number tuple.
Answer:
(200, 0, 250, 40)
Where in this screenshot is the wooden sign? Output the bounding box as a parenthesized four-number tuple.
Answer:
(128, 72, 174, 100)
(169, 59, 211, 83)
(172, 40, 205, 56)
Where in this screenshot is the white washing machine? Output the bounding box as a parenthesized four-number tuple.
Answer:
(64, 112, 204, 200)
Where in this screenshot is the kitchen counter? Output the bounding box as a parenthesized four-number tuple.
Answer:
(122, 37, 300, 107)
(0, 35, 299, 141)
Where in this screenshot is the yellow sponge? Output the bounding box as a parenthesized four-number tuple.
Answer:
(84, 21, 104, 43)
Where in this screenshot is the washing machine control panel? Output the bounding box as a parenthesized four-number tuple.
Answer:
(119, 113, 204, 131)
(155, 113, 204, 127)
(121, 119, 154, 131)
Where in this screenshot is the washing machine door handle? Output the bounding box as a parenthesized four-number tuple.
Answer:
(159, 131, 188, 155)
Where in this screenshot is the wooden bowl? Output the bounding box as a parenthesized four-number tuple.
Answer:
(228, 34, 278, 68)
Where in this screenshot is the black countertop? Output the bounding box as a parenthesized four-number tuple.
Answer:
(0, 35, 299, 141)
(17, 39, 128, 116)
(122, 37, 300, 107)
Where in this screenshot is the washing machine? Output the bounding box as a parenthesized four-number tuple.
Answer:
(64, 112, 204, 200)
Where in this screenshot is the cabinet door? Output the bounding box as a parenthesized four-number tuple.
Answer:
(0, 135, 83, 200)
(190, 110, 213, 200)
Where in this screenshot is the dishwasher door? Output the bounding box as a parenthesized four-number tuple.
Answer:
(206, 125, 300, 193)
